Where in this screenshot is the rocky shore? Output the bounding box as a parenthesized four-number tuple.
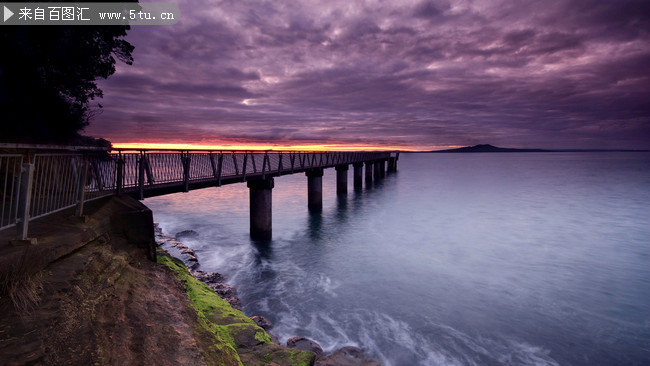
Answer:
(154, 225, 381, 366)
(0, 196, 315, 365)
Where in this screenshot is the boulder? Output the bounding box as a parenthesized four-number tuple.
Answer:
(316, 346, 381, 366)
(190, 270, 225, 284)
(286, 337, 324, 359)
(223, 296, 242, 310)
(209, 282, 238, 298)
(269, 333, 281, 345)
(207, 283, 242, 309)
(250, 315, 273, 330)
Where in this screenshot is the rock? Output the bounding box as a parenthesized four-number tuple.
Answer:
(156, 237, 174, 247)
(250, 315, 273, 330)
(155, 229, 253, 334)
(175, 230, 199, 239)
(316, 346, 381, 366)
(166, 239, 182, 248)
(230, 326, 266, 349)
(224, 296, 242, 310)
(180, 247, 196, 255)
(210, 283, 238, 298)
(190, 270, 225, 284)
(286, 337, 324, 359)
(207, 283, 242, 309)
(155, 227, 249, 312)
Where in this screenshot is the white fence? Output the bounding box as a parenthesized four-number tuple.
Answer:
(0, 146, 394, 240)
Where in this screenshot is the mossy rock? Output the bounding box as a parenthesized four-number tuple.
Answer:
(157, 250, 315, 366)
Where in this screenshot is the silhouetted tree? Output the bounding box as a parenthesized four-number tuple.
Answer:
(0, 1, 136, 145)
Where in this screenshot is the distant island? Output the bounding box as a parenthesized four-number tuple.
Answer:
(430, 144, 549, 153)
(428, 144, 648, 153)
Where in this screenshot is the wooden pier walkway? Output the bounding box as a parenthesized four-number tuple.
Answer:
(1, 145, 399, 241)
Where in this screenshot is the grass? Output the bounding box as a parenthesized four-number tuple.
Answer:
(0, 248, 45, 314)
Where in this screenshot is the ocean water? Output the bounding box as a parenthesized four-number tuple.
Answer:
(144, 152, 650, 366)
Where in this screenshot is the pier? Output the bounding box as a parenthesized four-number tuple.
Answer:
(0, 145, 399, 242)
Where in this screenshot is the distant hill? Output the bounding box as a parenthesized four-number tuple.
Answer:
(430, 144, 549, 153)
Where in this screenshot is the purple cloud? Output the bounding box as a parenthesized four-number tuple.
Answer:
(86, 0, 650, 149)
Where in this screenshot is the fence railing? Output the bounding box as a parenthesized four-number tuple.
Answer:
(0, 146, 395, 240)
(1, 154, 24, 231)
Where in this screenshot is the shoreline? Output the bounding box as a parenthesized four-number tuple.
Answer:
(0, 196, 315, 365)
(153, 224, 382, 365)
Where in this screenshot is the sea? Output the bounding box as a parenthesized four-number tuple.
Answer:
(144, 152, 650, 366)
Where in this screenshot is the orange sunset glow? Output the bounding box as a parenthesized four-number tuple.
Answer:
(111, 142, 442, 152)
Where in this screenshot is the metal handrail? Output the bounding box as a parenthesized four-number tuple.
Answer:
(0, 154, 23, 231)
(1, 146, 397, 240)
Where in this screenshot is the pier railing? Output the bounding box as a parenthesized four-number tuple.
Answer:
(0, 145, 394, 239)
(0, 154, 23, 231)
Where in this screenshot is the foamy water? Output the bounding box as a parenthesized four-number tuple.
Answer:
(146, 152, 650, 365)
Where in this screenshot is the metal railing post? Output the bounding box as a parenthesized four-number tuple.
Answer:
(209, 152, 218, 179)
(250, 151, 257, 173)
(182, 152, 191, 192)
(116, 153, 124, 196)
(232, 152, 239, 176)
(242, 153, 248, 182)
(138, 151, 146, 200)
(75, 156, 89, 216)
(15, 162, 35, 241)
(144, 154, 154, 184)
(217, 153, 223, 186)
(261, 152, 268, 179)
(90, 159, 103, 191)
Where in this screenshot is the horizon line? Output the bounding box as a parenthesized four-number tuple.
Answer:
(111, 142, 439, 152)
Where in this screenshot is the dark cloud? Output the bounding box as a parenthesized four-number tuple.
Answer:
(87, 0, 650, 149)
(413, 1, 445, 19)
(557, 0, 650, 40)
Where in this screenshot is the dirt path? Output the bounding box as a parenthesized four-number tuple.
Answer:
(0, 235, 207, 365)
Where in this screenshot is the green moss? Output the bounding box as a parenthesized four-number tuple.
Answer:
(288, 349, 316, 366)
(254, 329, 272, 344)
(157, 249, 315, 366)
(157, 253, 243, 364)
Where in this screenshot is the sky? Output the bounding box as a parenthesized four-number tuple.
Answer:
(86, 0, 650, 151)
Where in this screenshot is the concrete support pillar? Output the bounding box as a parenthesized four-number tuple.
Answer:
(248, 178, 274, 241)
(387, 157, 396, 172)
(335, 164, 348, 195)
(374, 161, 382, 179)
(353, 163, 363, 189)
(306, 168, 324, 211)
(379, 160, 386, 178)
(365, 162, 373, 183)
